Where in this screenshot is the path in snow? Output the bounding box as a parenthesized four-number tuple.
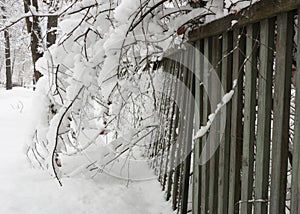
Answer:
(0, 88, 172, 214)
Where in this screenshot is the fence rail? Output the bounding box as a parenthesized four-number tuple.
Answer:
(147, 0, 300, 213)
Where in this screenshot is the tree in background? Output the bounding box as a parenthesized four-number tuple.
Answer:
(23, 0, 44, 83)
(0, 0, 33, 88)
(44, 0, 59, 48)
(1, 0, 12, 90)
(4, 23, 11, 90)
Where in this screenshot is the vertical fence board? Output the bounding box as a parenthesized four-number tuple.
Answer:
(175, 49, 192, 211)
(254, 18, 275, 214)
(270, 12, 293, 214)
(159, 59, 173, 183)
(162, 57, 177, 190)
(218, 31, 233, 214)
(228, 28, 245, 214)
(181, 46, 195, 214)
(192, 40, 204, 214)
(177, 48, 193, 212)
(241, 23, 259, 214)
(291, 9, 300, 214)
(208, 36, 221, 214)
(172, 51, 185, 210)
(200, 38, 211, 214)
(166, 54, 181, 202)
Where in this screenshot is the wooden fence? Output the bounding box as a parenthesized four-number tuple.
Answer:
(147, 0, 300, 213)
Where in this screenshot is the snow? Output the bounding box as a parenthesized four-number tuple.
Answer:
(114, 0, 140, 23)
(0, 88, 173, 214)
(194, 81, 236, 140)
(231, 20, 238, 27)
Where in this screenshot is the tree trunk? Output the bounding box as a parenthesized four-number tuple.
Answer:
(47, 15, 58, 47)
(46, 0, 59, 47)
(23, 0, 43, 83)
(1, 3, 12, 90)
(23, 0, 32, 32)
(4, 28, 12, 90)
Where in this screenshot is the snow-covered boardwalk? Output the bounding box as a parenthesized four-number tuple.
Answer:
(0, 88, 172, 214)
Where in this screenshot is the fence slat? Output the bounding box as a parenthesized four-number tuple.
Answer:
(192, 40, 204, 214)
(159, 59, 173, 184)
(176, 49, 193, 211)
(240, 23, 259, 214)
(254, 18, 275, 214)
(177, 48, 193, 212)
(291, 9, 300, 214)
(200, 38, 211, 214)
(228, 28, 245, 214)
(208, 36, 221, 214)
(172, 51, 186, 210)
(166, 54, 181, 202)
(269, 12, 293, 214)
(180, 46, 195, 214)
(162, 57, 177, 190)
(217, 31, 233, 214)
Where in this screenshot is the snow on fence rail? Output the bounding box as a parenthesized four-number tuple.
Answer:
(147, 0, 300, 213)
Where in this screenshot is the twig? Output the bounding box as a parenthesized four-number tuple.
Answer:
(51, 86, 85, 186)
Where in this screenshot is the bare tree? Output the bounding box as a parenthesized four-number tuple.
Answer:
(1, 1, 12, 90)
(45, 0, 59, 47)
(23, 0, 43, 83)
(4, 27, 12, 89)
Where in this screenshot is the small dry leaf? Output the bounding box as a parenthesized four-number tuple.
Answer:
(177, 26, 186, 35)
(55, 158, 62, 167)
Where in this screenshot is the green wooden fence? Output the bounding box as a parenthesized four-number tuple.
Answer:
(147, 0, 300, 213)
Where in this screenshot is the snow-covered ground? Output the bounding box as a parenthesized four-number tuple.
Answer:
(0, 87, 173, 214)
